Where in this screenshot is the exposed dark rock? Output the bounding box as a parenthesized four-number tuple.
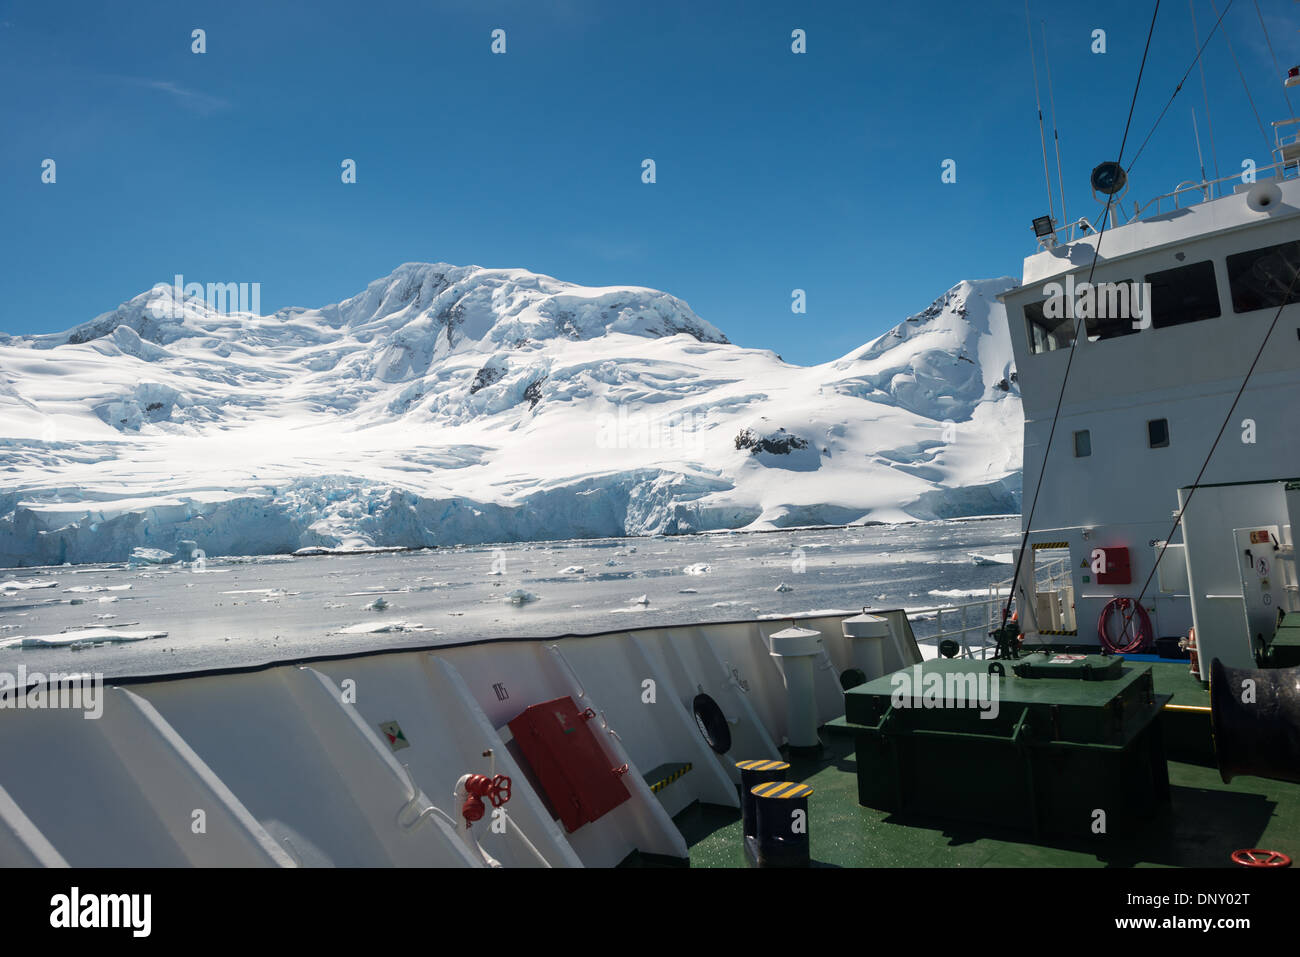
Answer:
(469, 364, 505, 395)
(524, 378, 545, 410)
(734, 427, 809, 455)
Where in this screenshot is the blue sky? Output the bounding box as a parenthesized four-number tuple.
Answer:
(2, 0, 1297, 364)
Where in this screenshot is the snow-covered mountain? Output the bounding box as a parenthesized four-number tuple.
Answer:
(0, 263, 1022, 566)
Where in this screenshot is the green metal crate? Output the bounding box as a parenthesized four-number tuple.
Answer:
(840, 655, 1171, 838)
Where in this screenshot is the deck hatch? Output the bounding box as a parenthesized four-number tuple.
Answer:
(840, 658, 1171, 836)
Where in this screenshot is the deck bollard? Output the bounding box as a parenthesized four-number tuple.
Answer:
(749, 781, 813, 867)
(734, 759, 789, 838)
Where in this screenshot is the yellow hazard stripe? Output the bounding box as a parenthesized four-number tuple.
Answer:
(648, 763, 693, 793)
(1032, 541, 1070, 549)
(735, 759, 790, 771)
(750, 781, 813, 799)
(1037, 629, 1079, 636)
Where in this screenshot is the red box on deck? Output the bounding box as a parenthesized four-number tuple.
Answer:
(1096, 546, 1132, 585)
(507, 696, 631, 832)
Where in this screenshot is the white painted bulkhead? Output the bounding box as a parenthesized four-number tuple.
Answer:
(1001, 177, 1300, 646)
(0, 611, 915, 867)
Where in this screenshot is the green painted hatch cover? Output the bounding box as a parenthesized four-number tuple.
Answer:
(1011, 653, 1124, 680)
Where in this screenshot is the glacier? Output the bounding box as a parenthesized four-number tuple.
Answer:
(0, 263, 1023, 567)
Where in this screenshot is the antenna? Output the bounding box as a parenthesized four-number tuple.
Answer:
(1189, 0, 1221, 193)
(1024, 0, 1056, 227)
(1041, 20, 1069, 232)
(1192, 108, 1207, 183)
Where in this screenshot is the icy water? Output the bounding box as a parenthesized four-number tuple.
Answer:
(1, 516, 1020, 680)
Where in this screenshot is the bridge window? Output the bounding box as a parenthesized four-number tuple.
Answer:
(1084, 279, 1141, 341)
(1227, 239, 1300, 313)
(1025, 298, 1075, 354)
(1148, 418, 1169, 448)
(1143, 260, 1221, 328)
(1073, 430, 1091, 457)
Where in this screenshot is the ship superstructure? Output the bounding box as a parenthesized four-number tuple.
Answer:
(1000, 118, 1300, 674)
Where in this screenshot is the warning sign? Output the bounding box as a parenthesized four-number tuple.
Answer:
(379, 720, 409, 751)
(1250, 530, 1271, 544)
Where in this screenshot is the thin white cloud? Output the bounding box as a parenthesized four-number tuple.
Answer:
(108, 75, 232, 114)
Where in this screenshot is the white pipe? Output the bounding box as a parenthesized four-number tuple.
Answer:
(767, 626, 823, 749)
(783, 656, 819, 748)
(507, 815, 552, 868)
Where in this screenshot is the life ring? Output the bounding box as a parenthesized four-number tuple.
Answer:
(692, 693, 732, 754)
(1098, 597, 1151, 654)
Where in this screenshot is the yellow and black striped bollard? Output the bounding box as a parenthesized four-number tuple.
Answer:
(750, 780, 813, 867)
(735, 759, 789, 838)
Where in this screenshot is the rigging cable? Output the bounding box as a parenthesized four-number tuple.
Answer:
(1000, 0, 1163, 635)
(1024, 0, 1056, 225)
(1253, 0, 1295, 117)
(1128, 0, 1233, 173)
(1114, 264, 1300, 650)
(1189, 0, 1223, 186)
(1206, 0, 1272, 153)
(1193, 109, 1208, 183)
(1042, 20, 1069, 230)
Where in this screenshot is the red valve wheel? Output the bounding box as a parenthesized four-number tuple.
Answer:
(461, 772, 512, 825)
(488, 774, 511, 807)
(1231, 848, 1292, 868)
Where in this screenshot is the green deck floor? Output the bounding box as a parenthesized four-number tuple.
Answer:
(1269, 611, 1300, 667)
(665, 661, 1300, 868)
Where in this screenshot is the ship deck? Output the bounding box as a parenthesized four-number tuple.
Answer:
(638, 662, 1300, 868)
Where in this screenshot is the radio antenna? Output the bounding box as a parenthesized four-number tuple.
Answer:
(1024, 0, 1056, 226)
(1192, 108, 1208, 183)
(1189, 0, 1222, 191)
(1041, 20, 1069, 232)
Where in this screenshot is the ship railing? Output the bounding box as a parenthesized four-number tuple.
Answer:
(1035, 152, 1299, 251)
(987, 555, 1069, 599)
(909, 557, 1075, 660)
(1124, 156, 1298, 222)
(910, 596, 1017, 660)
(1035, 216, 1096, 248)
(1035, 556, 1071, 595)
(1274, 118, 1300, 172)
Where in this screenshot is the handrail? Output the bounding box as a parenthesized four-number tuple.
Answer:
(1033, 155, 1299, 255)
(906, 553, 1076, 659)
(1130, 158, 1297, 220)
(1172, 181, 1210, 207)
(545, 644, 622, 741)
(1036, 216, 1096, 249)
(545, 644, 585, 699)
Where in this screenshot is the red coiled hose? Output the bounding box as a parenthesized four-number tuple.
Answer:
(1098, 597, 1151, 654)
